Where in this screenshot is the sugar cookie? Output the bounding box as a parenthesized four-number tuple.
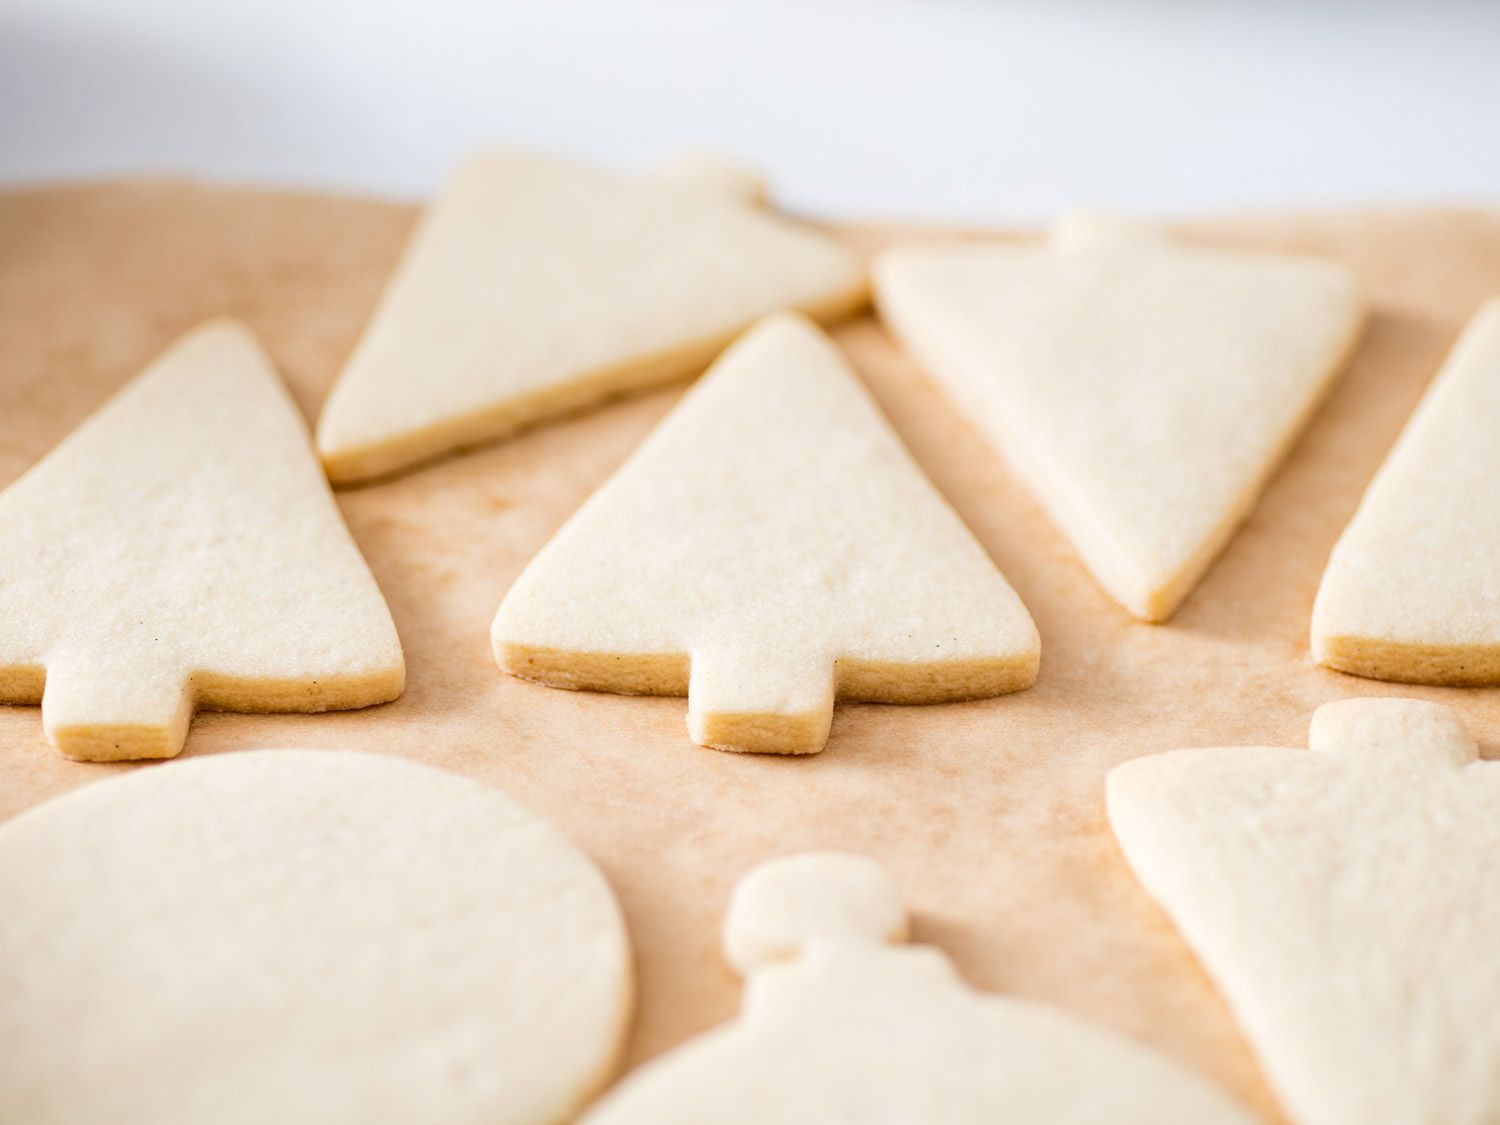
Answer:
(875, 219, 1364, 621)
(0, 750, 631, 1125)
(492, 313, 1039, 755)
(0, 321, 403, 761)
(317, 150, 867, 483)
(1108, 699, 1500, 1125)
(584, 853, 1252, 1124)
(1313, 298, 1500, 683)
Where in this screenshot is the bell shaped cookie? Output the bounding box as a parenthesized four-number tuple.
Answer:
(1108, 699, 1500, 1125)
(583, 853, 1252, 1124)
(1313, 298, 1500, 684)
(0, 750, 630, 1125)
(0, 322, 403, 760)
(317, 150, 867, 483)
(491, 313, 1039, 755)
(875, 218, 1364, 621)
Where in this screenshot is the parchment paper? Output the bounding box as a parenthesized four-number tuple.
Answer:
(4, 182, 1500, 1122)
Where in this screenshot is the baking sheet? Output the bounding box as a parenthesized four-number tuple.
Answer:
(4, 182, 1500, 1121)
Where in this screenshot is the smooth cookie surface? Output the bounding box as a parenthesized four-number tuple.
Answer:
(492, 312, 1039, 755)
(585, 853, 1253, 1124)
(0, 750, 632, 1125)
(317, 151, 867, 483)
(1108, 699, 1500, 1125)
(875, 219, 1364, 621)
(1313, 298, 1500, 683)
(0, 321, 403, 760)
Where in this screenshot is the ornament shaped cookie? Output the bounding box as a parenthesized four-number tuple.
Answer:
(584, 853, 1252, 1124)
(317, 150, 867, 483)
(0, 322, 403, 761)
(1108, 699, 1500, 1125)
(492, 313, 1039, 755)
(875, 219, 1364, 621)
(0, 750, 631, 1125)
(1313, 298, 1500, 683)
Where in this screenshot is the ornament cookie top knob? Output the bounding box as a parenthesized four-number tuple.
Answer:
(723, 851, 909, 972)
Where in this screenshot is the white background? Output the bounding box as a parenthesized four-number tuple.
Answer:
(3, 0, 1498, 222)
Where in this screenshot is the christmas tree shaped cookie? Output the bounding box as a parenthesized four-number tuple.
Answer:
(1313, 298, 1500, 683)
(583, 853, 1253, 1124)
(1108, 699, 1500, 1125)
(0, 750, 631, 1124)
(0, 322, 404, 761)
(875, 218, 1365, 621)
(491, 313, 1039, 755)
(317, 150, 868, 484)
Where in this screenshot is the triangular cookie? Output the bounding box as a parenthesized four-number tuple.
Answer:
(491, 313, 1038, 756)
(1107, 698, 1500, 1125)
(0, 322, 404, 761)
(583, 853, 1253, 1123)
(875, 219, 1364, 621)
(1313, 298, 1500, 683)
(317, 150, 868, 484)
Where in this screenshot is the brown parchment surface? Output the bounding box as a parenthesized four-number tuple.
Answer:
(3, 181, 1500, 1122)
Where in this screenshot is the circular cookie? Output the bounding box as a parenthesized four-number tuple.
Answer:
(0, 750, 631, 1125)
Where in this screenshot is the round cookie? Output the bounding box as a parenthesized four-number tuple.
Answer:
(0, 750, 631, 1125)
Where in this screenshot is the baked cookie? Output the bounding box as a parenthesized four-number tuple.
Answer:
(0, 321, 403, 760)
(1108, 699, 1500, 1125)
(492, 313, 1039, 755)
(875, 218, 1364, 621)
(1312, 298, 1500, 683)
(0, 750, 631, 1125)
(317, 150, 867, 483)
(583, 853, 1252, 1124)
